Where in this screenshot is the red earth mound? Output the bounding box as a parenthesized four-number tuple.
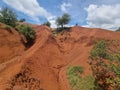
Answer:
(0, 23, 25, 64)
(0, 25, 120, 90)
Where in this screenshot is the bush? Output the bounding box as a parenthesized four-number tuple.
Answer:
(111, 64, 120, 77)
(16, 25, 36, 46)
(90, 40, 108, 59)
(108, 64, 120, 89)
(43, 21, 51, 27)
(90, 40, 120, 61)
(113, 53, 120, 61)
(89, 40, 120, 90)
(0, 7, 17, 27)
(66, 66, 95, 90)
(116, 27, 120, 32)
(67, 66, 84, 76)
(19, 18, 25, 22)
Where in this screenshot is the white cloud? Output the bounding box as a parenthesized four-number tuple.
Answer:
(61, 2, 72, 12)
(3, 0, 56, 27)
(47, 16, 57, 28)
(85, 4, 120, 30)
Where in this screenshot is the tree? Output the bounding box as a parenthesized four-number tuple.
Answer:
(43, 21, 51, 27)
(19, 18, 26, 22)
(62, 13, 70, 26)
(0, 7, 17, 27)
(56, 13, 70, 29)
(56, 17, 63, 28)
(116, 27, 120, 31)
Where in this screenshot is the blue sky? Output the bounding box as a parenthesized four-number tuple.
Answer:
(0, 0, 120, 30)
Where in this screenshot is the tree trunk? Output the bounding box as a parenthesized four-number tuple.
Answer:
(61, 24, 63, 29)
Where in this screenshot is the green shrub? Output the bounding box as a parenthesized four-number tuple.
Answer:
(43, 21, 51, 27)
(19, 18, 25, 22)
(0, 7, 17, 27)
(67, 66, 95, 90)
(89, 40, 120, 90)
(16, 25, 36, 46)
(113, 53, 120, 61)
(78, 76, 95, 90)
(90, 40, 109, 59)
(67, 66, 84, 75)
(106, 77, 120, 89)
(111, 64, 120, 77)
(116, 27, 120, 32)
(109, 64, 120, 89)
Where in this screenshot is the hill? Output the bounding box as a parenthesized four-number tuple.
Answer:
(0, 25, 120, 90)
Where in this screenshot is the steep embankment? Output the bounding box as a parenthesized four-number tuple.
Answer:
(0, 25, 120, 90)
(0, 23, 25, 90)
(0, 23, 25, 64)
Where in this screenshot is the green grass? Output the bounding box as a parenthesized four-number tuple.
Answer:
(90, 40, 108, 59)
(67, 66, 95, 90)
(90, 40, 120, 61)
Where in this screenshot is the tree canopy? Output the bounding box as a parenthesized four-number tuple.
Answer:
(19, 18, 26, 22)
(0, 7, 17, 27)
(56, 13, 70, 28)
(43, 21, 51, 27)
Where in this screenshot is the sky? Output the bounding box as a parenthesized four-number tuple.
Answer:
(0, 0, 120, 31)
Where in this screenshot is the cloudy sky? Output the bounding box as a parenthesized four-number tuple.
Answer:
(0, 0, 120, 30)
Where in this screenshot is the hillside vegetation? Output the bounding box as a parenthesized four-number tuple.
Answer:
(0, 7, 36, 47)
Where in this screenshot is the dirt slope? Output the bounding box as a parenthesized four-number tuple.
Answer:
(0, 23, 25, 64)
(0, 23, 25, 90)
(0, 25, 120, 90)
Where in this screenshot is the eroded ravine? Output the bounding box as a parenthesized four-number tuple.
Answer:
(0, 26, 120, 90)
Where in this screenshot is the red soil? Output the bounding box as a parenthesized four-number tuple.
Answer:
(0, 24, 120, 90)
(0, 23, 25, 63)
